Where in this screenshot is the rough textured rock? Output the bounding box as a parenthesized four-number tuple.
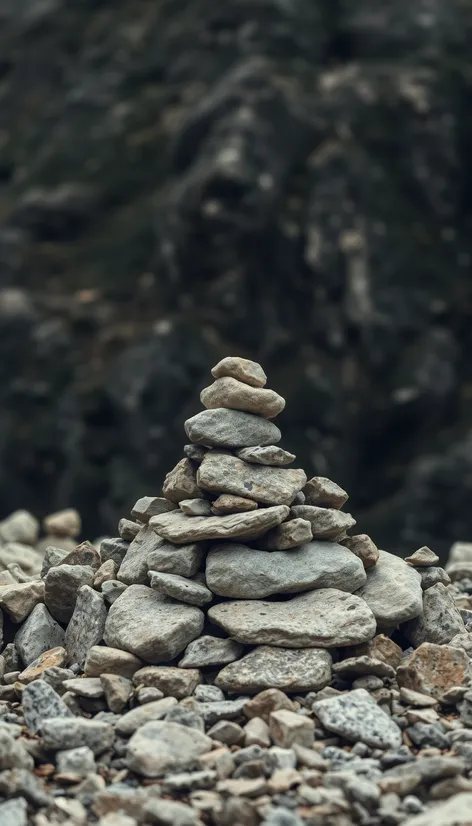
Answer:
(118, 524, 165, 586)
(215, 647, 332, 693)
(14, 604, 65, 666)
(303, 478, 349, 509)
(150, 505, 289, 543)
(403, 582, 465, 646)
(178, 636, 244, 668)
(405, 546, 440, 567)
(208, 588, 376, 647)
(126, 721, 212, 778)
(201, 377, 285, 418)
(44, 564, 95, 623)
(0, 580, 45, 623)
(211, 494, 258, 514)
(197, 452, 306, 506)
(256, 519, 313, 550)
(313, 689, 402, 749)
(146, 542, 204, 578)
(64, 585, 108, 667)
(290, 505, 356, 539)
(41, 718, 114, 754)
(104, 585, 204, 663)
(397, 642, 472, 699)
(84, 646, 142, 678)
(355, 549, 423, 628)
(22, 680, 73, 733)
(162, 459, 201, 503)
(236, 446, 295, 466)
(185, 409, 281, 448)
(205, 541, 366, 598)
(342, 535, 380, 569)
(132, 666, 201, 699)
(148, 571, 212, 606)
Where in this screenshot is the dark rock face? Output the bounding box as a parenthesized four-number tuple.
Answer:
(0, 1, 472, 556)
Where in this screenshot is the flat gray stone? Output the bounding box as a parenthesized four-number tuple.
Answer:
(257, 519, 313, 550)
(41, 717, 114, 754)
(215, 647, 332, 693)
(149, 571, 212, 606)
(15, 604, 65, 666)
(146, 542, 204, 577)
(126, 721, 212, 777)
(403, 583, 465, 647)
(205, 541, 366, 599)
(290, 505, 356, 539)
(313, 688, 402, 749)
(132, 666, 201, 699)
(62, 677, 104, 698)
(201, 376, 285, 418)
(118, 524, 164, 585)
(236, 446, 295, 466)
(197, 452, 306, 506)
(303, 477, 349, 509)
(131, 496, 178, 523)
(211, 357, 267, 388)
(178, 636, 244, 668)
(104, 585, 204, 663)
(65, 585, 107, 667)
(44, 564, 94, 623)
(355, 550, 423, 628)
(150, 505, 289, 544)
(102, 580, 128, 604)
(185, 408, 281, 449)
(22, 680, 73, 733)
(208, 588, 376, 648)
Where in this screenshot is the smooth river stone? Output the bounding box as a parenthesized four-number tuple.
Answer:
(197, 452, 306, 506)
(104, 585, 204, 663)
(201, 377, 285, 418)
(185, 408, 281, 448)
(236, 446, 295, 466)
(208, 588, 376, 648)
(290, 505, 355, 539)
(355, 550, 423, 629)
(205, 541, 367, 599)
(150, 505, 290, 544)
(303, 477, 349, 509)
(215, 646, 332, 693)
(211, 356, 267, 388)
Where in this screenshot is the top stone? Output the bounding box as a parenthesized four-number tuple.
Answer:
(211, 356, 267, 388)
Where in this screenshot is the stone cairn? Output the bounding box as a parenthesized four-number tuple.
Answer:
(1, 357, 472, 826)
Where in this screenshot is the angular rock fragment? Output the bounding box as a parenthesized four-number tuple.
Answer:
(0, 580, 45, 623)
(118, 524, 165, 586)
(132, 666, 201, 699)
(332, 655, 395, 679)
(201, 376, 285, 418)
(100, 537, 130, 567)
(215, 647, 332, 693)
(397, 642, 472, 699)
(405, 546, 440, 567)
(15, 604, 65, 666)
(355, 550, 423, 628)
(65, 585, 107, 667)
(60, 541, 101, 570)
(303, 477, 349, 509)
(342, 534, 379, 568)
(131, 496, 178, 522)
(178, 636, 244, 669)
(41, 718, 114, 754)
(290, 505, 355, 539)
(84, 646, 142, 678)
(118, 519, 141, 541)
(148, 571, 212, 606)
(420, 567, 451, 589)
(236, 445, 295, 466)
(146, 541, 204, 577)
(256, 519, 313, 550)
(403, 582, 465, 647)
(185, 408, 281, 449)
(162, 458, 202, 503)
(104, 584, 204, 663)
(44, 564, 94, 623)
(313, 689, 402, 749)
(205, 541, 366, 599)
(208, 588, 376, 647)
(211, 356, 267, 388)
(22, 680, 73, 733)
(150, 505, 289, 544)
(179, 498, 212, 516)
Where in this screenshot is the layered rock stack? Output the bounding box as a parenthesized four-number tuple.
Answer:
(2, 358, 472, 826)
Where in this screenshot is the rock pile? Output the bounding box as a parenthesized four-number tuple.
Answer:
(1, 357, 472, 826)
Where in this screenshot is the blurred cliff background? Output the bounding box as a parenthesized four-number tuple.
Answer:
(1, 0, 472, 558)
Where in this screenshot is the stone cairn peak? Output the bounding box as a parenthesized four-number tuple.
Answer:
(1, 357, 472, 824)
